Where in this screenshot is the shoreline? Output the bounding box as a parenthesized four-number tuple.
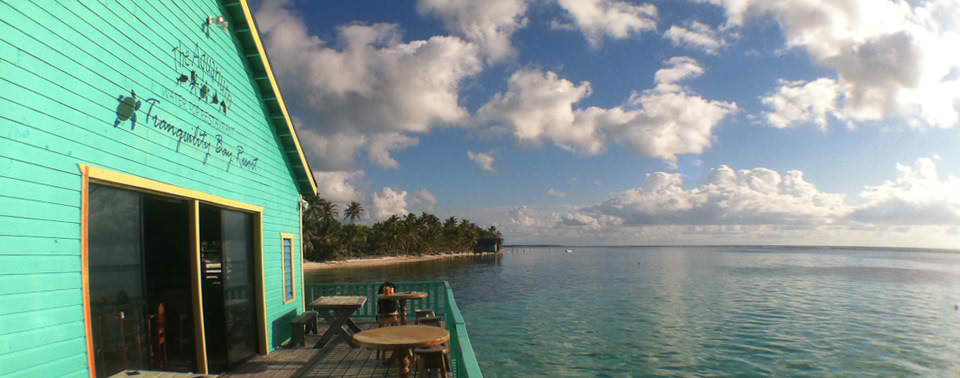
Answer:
(303, 251, 503, 271)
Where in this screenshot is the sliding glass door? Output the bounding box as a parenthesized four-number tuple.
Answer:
(222, 209, 257, 367)
(201, 206, 257, 372)
(89, 183, 260, 375)
(88, 185, 147, 378)
(88, 185, 195, 376)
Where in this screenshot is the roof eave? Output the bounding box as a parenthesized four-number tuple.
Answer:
(223, 0, 318, 196)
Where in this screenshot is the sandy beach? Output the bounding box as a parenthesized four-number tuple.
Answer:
(303, 251, 503, 271)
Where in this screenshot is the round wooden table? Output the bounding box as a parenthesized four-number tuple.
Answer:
(353, 325, 450, 378)
(378, 291, 428, 324)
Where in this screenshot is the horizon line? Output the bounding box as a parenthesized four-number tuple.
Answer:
(503, 244, 960, 253)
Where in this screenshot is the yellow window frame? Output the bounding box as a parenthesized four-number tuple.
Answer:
(281, 232, 296, 304)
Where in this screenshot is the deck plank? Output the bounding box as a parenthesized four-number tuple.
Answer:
(223, 321, 399, 378)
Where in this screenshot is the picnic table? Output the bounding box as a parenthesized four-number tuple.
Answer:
(353, 325, 450, 378)
(377, 291, 428, 325)
(308, 295, 367, 349)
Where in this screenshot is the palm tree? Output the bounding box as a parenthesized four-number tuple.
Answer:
(344, 201, 364, 224)
(317, 198, 338, 222)
(301, 200, 503, 261)
(301, 195, 341, 260)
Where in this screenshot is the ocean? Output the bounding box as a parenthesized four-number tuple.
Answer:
(306, 246, 960, 377)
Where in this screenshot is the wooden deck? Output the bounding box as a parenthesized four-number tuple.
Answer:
(110, 322, 405, 378)
(109, 371, 214, 378)
(224, 322, 396, 378)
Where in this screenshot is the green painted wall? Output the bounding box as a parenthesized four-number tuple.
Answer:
(0, 1, 307, 376)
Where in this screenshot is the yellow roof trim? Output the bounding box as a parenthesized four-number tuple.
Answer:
(236, 0, 317, 195)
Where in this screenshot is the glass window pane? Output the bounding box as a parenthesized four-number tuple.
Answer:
(221, 209, 257, 367)
(88, 184, 147, 377)
(283, 239, 293, 300)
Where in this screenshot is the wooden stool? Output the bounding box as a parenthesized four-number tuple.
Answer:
(415, 309, 435, 321)
(375, 312, 399, 359)
(414, 314, 447, 375)
(378, 312, 400, 327)
(417, 316, 443, 327)
(414, 345, 451, 378)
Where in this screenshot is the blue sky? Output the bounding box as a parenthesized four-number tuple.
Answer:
(251, 0, 960, 248)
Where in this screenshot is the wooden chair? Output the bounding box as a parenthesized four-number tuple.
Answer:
(376, 282, 400, 328)
(414, 314, 451, 377)
(376, 282, 400, 359)
(374, 311, 400, 359)
(148, 304, 167, 369)
(415, 309, 436, 322)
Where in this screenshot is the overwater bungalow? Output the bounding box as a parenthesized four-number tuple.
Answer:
(0, 1, 481, 377)
(473, 238, 504, 253)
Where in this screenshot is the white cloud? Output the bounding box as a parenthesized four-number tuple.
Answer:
(297, 130, 419, 170)
(762, 78, 841, 130)
(312, 170, 365, 202)
(414, 189, 439, 212)
(652, 56, 704, 87)
(467, 151, 496, 172)
(607, 59, 738, 165)
(372, 187, 410, 220)
(299, 130, 367, 171)
(525, 158, 960, 247)
(560, 212, 623, 228)
(476, 69, 604, 154)
(701, 0, 960, 129)
(547, 188, 566, 198)
(850, 157, 960, 225)
(552, 0, 658, 47)
(368, 133, 420, 168)
(477, 57, 736, 163)
(416, 0, 527, 62)
(430, 160, 960, 247)
(509, 205, 540, 227)
(430, 204, 572, 244)
(582, 166, 849, 226)
(255, 0, 484, 169)
(664, 21, 729, 54)
(560, 212, 595, 226)
(434, 197, 960, 248)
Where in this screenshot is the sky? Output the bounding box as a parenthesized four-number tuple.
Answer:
(249, 0, 960, 248)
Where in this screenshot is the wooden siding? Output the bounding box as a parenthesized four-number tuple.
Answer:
(0, 1, 306, 377)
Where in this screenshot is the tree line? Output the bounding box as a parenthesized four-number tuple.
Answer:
(301, 195, 504, 262)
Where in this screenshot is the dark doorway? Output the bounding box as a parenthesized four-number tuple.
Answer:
(200, 205, 258, 373)
(142, 196, 195, 371)
(88, 185, 196, 377)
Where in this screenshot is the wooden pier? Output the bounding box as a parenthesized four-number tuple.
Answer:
(110, 323, 398, 378)
(226, 325, 395, 378)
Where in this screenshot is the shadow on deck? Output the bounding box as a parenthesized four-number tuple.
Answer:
(224, 321, 395, 378)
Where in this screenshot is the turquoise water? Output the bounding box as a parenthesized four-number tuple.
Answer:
(308, 247, 960, 377)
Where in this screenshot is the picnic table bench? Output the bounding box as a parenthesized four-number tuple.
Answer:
(289, 310, 318, 347)
(308, 296, 367, 349)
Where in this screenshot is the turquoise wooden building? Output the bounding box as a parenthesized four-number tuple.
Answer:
(0, 1, 319, 376)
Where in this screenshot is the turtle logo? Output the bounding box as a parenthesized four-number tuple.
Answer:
(114, 90, 142, 130)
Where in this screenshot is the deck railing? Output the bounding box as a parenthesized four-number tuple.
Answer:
(304, 281, 483, 378)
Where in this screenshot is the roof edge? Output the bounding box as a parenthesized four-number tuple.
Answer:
(229, 0, 318, 196)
